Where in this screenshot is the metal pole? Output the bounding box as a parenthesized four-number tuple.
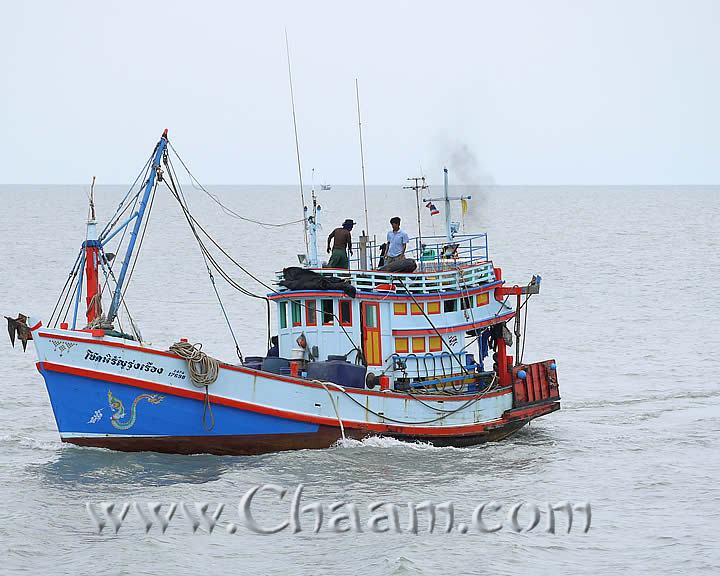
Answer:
(415, 185, 423, 262)
(107, 130, 167, 324)
(356, 78, 369, 237)
(285, 30, 309, 257)
(444, 167, 452, 242)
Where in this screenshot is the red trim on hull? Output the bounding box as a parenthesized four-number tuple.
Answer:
(38, 361, 522, 436)
(34, 332, 510, 402)
(60, 411, 550, 456)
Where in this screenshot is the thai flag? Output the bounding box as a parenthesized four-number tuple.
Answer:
(426, 202, 440, 216)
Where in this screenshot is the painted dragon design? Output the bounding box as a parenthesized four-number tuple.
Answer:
(107, 390, 164, 430)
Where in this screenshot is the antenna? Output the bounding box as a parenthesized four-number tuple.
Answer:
(285, 30, 309, 254)
(355, 78, 369, 236)
(403, 176, 429, 270)
(423, 168, 472, 243)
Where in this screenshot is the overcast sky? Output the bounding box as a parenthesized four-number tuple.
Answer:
(2, 0, 719, 185)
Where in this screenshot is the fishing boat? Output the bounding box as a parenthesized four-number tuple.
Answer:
(6, 130, 560, 455)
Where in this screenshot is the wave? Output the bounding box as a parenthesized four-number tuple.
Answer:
(0, 433, 61, 452)
(332, 436, 461, 452)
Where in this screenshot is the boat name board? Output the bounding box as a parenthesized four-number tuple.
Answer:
(84, 348, 166, 375)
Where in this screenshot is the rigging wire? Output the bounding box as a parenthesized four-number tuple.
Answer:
(98, 154, 153, 241)
(49, 249, 83, 327)
(164, 155, 246, 359)
(164, 151, 364, 359)
(167, 142, 304, 229)
(395, 277, 472, 378)
(118, 179, 159, 312)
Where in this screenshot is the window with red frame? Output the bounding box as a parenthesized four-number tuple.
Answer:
(339, 300, 353, 326)
(306, 299, 317, 326)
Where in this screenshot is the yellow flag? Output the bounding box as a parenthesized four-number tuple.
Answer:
(461, 198, 468, 216)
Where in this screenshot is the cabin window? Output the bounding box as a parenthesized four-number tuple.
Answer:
(444, 299, 458, 313)
(393, 302, 407, 315)
(476, 293, 489, 307)
(321, 299, 334, 325)
(460, 296, 473, 310)
(365, 303, 378, 328)
(394, 337, 409, 354)
(427, 301, 441, 314)
(306, 299, 317, 326)
(279, 302, 288, 329)
(339, 300, 352, 326)
(291, 301, 302, 326)
(412, 337, 426, 353)
(410, 302, 424, 316)
(429, 336, 442, 352)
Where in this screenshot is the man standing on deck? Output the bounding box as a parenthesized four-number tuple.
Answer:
(326, 219, 355, 269)
(385, 216, 409, 265)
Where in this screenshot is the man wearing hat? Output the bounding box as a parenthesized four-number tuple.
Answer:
(326, 219, 355, 269)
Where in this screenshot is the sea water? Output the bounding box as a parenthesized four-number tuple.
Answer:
(0, 184, 718, 575)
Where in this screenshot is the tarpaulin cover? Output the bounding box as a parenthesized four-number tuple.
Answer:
(279, 267, 357, 298)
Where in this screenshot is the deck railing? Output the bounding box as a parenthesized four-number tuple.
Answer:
(275, 261, 495, 294)
(350, 233, 489, 272)
(275, 233, 494, 294)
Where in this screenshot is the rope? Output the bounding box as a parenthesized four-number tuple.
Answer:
(395, 277, 472, 377)
(169, 341, 220, 387)
(331, 379, 496, 425)
(169, 341, 220, 432)
(318, 381, 346, 440)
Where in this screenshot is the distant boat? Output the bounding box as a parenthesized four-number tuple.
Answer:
(320, 184, 331, 191)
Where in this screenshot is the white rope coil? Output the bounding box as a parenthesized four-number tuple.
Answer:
(169, 341, 220, 387)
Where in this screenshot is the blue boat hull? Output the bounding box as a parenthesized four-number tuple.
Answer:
(39, 367, 330, 448)
(38, 367, 547, 455)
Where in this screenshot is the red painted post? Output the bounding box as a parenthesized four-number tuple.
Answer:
(496, 337, 511, 388)
(85, 244, 100, 324)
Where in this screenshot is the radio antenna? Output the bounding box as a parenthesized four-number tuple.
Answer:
(355, 78, 369, 236)
(285, 30, 309, 253)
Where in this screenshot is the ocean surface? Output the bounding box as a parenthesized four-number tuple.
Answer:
(0, 183, 718, 575)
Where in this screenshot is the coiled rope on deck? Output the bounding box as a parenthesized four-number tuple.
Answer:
(169, 341, 220, 431)
(169, 341, 220, 387)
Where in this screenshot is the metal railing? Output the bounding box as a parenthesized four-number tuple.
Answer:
(274, 262, 495, 294)
(350, 233, 488, 271)
(274, 233, 494, 294)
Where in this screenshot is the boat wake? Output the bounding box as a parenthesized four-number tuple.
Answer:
(0, 433, 61, 452)
(332, 436, 460, 451)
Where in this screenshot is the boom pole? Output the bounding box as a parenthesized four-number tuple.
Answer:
(107, 130, 168, 324)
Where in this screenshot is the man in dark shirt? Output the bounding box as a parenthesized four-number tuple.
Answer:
(326, 219, 355, 269)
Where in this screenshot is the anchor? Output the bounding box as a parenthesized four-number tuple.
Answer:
(5, 313, 32, 352)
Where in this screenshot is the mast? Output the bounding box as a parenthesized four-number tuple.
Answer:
(423, 168, 472, 243)
(107, 129, 168, 325)
(306, 191, 321, 267)
(84, 176, 101, 324)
